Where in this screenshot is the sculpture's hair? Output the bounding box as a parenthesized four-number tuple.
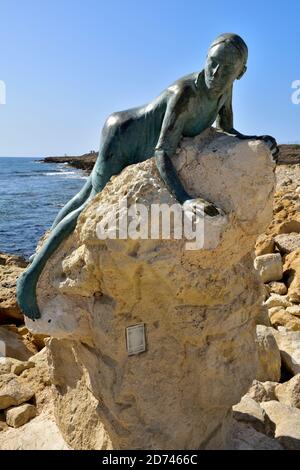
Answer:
(210, 33, 248, 65)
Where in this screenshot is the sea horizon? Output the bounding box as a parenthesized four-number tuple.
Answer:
(0, 157, 87, 258)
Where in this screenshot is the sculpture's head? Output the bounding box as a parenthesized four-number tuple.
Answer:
(204, 33, 248, 94)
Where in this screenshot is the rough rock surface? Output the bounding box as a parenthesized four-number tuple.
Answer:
(0, 253, 27, 324)
(247, 380, 277, 403)
(275, 375, 300, 408)
(24, 130, 275, 449)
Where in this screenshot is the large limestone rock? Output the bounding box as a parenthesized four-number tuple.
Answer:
(25, 130, 275, 449)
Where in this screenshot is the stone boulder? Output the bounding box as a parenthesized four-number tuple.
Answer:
(247, 380, 278, 403)
(275, 233, 300, 255)
(275, 375, 300, 408)
(256, 326, 281, 382)
(24, 130, 275, 449)
(5, 403, 36, 428)
(0, 253, 27, 324)
(261, 401, 300, 450)
(272, 327, 300, 375)
(269, 310, 300, 331)
(0, 373, 34, 410)
(0, 412, 70, 450)
(283, 249, 300, 303)
(254, 254, 283, 283)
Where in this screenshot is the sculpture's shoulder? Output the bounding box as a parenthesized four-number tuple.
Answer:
(166, 72, 199, 96)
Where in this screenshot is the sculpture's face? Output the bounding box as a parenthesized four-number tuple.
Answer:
(204, 42, 245, 94)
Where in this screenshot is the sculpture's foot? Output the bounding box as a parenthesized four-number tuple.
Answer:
(183, 198, 224, 218)
(183, 198, 227, 250)
(16, 269, 41, 320)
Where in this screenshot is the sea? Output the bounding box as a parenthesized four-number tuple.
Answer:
(0, 157, 88, 259)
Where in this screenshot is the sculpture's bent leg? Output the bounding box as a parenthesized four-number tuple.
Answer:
(51, 175, 93, 229)
(17, 201, 90, 320)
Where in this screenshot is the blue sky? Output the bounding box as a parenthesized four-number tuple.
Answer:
(0, 0, 299, 156)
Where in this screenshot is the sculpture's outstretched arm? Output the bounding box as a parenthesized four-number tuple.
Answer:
(155, 93, 190, 204)
(155, 91, 220, 216)
(216, 86, 279, 160)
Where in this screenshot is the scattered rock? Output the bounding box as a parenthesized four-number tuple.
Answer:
(286, 305, 300, 317)
(0, 373, 34, 410)
(269, 310, 300, 331)
(275, 374, 300, 408)
(0, 413, 70, 450)
(272, 327, 300, 375)
(275, 233, 300, 254)
(268, 282, 287, 295)
(0, 357, 34, 376)
(20, 348, 52, 412)
(264, 294, 291, 309)
(254, 254, 283, 283)
(261, 401, 300, 450)
(256, 326, 281, 382)
(232, 396, 274, 435)
(247, 380, 278, 403)
(5, 403, 36, 428)
(278, 220, 300, 234)
(283, 249, 300, 303)
(255, 234, 275, 256)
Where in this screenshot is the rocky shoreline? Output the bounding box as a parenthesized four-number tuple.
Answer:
(42, 151, 97, 173)
(41, 144, 300, 175)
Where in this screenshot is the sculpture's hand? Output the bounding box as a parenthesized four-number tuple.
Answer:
(256, 135, 279, 162)
(183, 198, 223, 217)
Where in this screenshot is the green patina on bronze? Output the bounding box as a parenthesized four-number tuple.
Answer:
(17, 33, 278, 319)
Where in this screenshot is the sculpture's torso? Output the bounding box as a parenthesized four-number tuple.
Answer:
(93, 71, 228, 182)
